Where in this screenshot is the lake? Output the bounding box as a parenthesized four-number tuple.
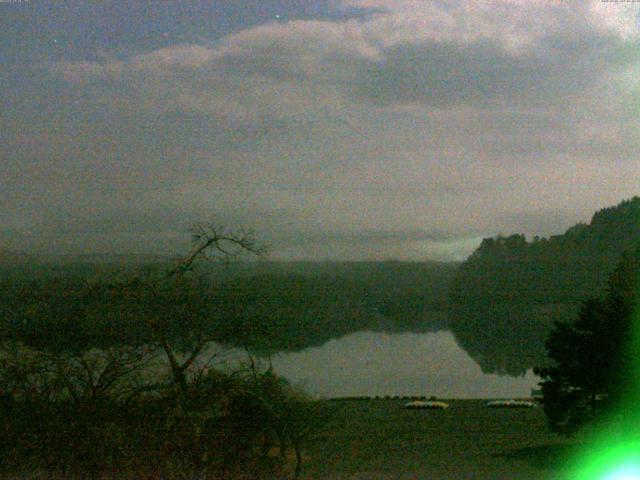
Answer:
(269, 330, 540, 399)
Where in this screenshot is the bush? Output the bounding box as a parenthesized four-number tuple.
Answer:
(0, 342, 325, 479)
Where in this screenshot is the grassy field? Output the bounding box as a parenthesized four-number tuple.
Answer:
(303, 399, 581, 480)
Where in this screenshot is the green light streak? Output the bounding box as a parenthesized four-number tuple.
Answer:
(563, 294, 640, 479)
(569, 438, 640, 480)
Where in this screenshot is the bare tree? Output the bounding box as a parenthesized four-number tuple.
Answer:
(167, 224, 267, 278)
(52, 346, 156, 408)
(129, 224, 266, 480)
(121, 224, 266, 396)
(244, 361, 328, 479)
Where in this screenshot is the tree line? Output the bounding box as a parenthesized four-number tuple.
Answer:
(449, 196, 640, 376)
(0, 261, 456, 356)
(536, 245, 640, 436)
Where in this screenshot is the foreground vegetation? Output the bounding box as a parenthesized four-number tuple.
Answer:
(0, 393, 583, 479)
(0, 226, 328, 479)
(0, 344, 326, 479)
(536, 245, 640, 436)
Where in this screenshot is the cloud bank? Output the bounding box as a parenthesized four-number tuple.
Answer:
(3, 0, 640, 259)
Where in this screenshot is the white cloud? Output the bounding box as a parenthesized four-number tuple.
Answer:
(31, 0, 640, 258)
(49, 59, 125, 83)
(588, 0, 640, 40)
(339, 0, 639, 49)
(48, 0, 640, 121)
(48, 22, 375, 125)
(132, 44, 215, 70)
(218, 19, 382, 63)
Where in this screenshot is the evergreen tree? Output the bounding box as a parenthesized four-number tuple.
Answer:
(535, 247, 640, 435)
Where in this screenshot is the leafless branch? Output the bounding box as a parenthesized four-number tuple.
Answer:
(167, 224, 268, 278)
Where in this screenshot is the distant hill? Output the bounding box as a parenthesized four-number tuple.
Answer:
(0, 247, 33, 264)
(0, 252, 178, 280)
(14, 194, 640, 373)
(1, 260, 458, 353)
(210, 262, 457, 353)
(449, 196, 640, 376)
(36, 253, 176, 265)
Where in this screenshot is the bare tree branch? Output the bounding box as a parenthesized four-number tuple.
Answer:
(167, 224, 268, 278)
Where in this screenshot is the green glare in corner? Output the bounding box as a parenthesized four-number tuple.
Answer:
(565, 296, 640, 480)
(569, 438, 640, 480)
(603, 466, 640, 480)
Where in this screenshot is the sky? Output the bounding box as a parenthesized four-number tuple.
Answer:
(1, 0, 640, 261)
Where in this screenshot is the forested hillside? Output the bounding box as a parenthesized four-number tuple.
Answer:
(449, 196, 640, 376)
(5, 198, 640, 377)
(0, 261, 457, 355)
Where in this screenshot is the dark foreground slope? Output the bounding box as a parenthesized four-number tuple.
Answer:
(305, 399, 576, 480)
(449, 196, 640, 376)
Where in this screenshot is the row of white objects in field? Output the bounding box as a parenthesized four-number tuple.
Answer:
(403, 399, 537, 410)
(485, 400, 537, 408)
(403, 400, 449, 409)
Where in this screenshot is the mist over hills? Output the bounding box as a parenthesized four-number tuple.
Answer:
(2, 197, 640, 377)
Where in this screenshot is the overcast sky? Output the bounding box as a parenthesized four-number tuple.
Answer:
(1, 0, 639, 261)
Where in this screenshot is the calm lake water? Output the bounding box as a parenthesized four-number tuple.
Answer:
(268, 331, 540, 399)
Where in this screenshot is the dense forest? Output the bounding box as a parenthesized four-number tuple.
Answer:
(449, 196, 640, 376)
(535, 245, 640, 436)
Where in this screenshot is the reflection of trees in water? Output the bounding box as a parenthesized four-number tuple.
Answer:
(217, 272, 452, 355)
(449, 197, 640, 377)
(247, 310, 451, 355)
(0, 262, 456, 358)
(449, 302, 578, 377)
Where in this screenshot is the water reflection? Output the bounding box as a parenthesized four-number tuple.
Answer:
(269, 331, 540, 399)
